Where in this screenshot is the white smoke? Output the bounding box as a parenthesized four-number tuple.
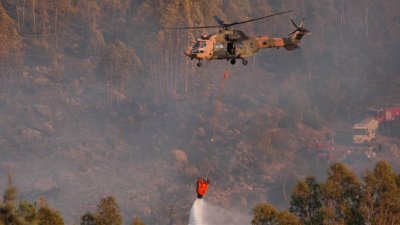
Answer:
(189, 199, 251, 225)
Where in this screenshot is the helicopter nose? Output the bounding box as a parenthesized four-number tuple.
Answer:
(184, 49, 190, 56)
(184, 48, 195, 58)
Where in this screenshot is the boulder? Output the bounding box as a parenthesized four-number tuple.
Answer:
(171, 149, 188, 165)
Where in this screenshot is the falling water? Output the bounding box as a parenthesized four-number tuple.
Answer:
(188, 199, 206, 225)
(188, 198, 252, 225)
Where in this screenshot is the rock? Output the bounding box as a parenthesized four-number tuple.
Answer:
(34, 104, 52, 119)
(171, 149, 188, 165)
(21, 127, 43, 142)
(195, 127, 206, 137)
(41, 122, 56, 136)
(33, 76, 50, 86)
(71, 79, 83, 95)
(181, 164, 198, 178)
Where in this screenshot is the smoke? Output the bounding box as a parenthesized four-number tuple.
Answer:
(189, 199, 251, 225)
(1, 1, 399, 224)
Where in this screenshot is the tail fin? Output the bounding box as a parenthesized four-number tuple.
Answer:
(284, 18, 310, 51)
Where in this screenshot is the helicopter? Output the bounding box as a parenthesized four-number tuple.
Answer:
(163, 10, 310, 67)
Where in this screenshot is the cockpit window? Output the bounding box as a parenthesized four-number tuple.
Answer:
(193, 41, 206, 49)
(191, 40, 207, 54)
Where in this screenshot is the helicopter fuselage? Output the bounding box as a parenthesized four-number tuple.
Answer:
(163, 11, 308, 66)
(184, 28, 302, 66)
(184, 29, 257, 61)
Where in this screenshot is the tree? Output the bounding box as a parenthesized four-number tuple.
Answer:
(360, 161, 400, 225)
(80, 213, 97, 225)
(275, 211, 302, 225)
(0, 174, 29, 225)
(95, 196, 122, 225)
(0, 2, 23, 79)
(98, 40, 143, 97)
(290, 177, 322, 225)
(130, 217, 145, 225)
(321, 163, 363, 224)
(252, 203, 278, 225)
(18, 201, 39, 224)
(252, 203, 301, 225)
(37, 206, 64, 225)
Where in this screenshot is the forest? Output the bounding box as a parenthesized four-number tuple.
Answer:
(1, 161, 399, 224)
(0, 0, 399, 224)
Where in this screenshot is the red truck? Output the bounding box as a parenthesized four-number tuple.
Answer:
(365, 106, 400, 124)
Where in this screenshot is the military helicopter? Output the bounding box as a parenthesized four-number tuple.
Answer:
(163, 10, 310, 67)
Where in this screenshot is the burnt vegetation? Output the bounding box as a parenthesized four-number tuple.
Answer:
(0, 0, 399, 224)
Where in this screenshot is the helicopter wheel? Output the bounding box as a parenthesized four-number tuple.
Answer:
(230, 59, 236, 65)
(242, 59, 248, 65)
(197, 62, 203, 67)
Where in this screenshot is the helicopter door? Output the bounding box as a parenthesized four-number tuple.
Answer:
(213, 43, 225, 59)
(227, 42, 235, 55)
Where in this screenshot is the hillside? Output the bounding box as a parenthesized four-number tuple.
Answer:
(0, 0, 399, 224)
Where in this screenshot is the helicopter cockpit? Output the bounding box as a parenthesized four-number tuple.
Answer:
(190, 40, 207, 53)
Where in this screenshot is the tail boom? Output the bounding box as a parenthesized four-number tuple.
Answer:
(256, 36, 299, 51)
(256, 18, 309, 51)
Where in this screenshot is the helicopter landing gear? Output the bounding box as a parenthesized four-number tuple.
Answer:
(230, 59, 236, 65)
(197, 61, 203, 67)
(242, 59, 248, 65)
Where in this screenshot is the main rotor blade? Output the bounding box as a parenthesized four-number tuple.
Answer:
(162, 25, 220, 30)
(228, 10, 293, 27)
(213, 15, 225, 26)
(291, 19, 298, 28)
(299, 17, 305, 27)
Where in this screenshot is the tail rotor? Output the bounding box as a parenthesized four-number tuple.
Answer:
(288, 18, 310, 37)
(284, 18, 310, 51)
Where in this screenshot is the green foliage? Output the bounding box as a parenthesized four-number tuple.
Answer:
(80, 213, 98, 225)
(278, 76, 322, 129)
(321, 163, 363, 224)
(95, 196, 122, 225)
(3, 186, 17, 205)
(287, 161, 400, 225)
(130, 217, 146, 225)
(98, 40, 142, 87)
(18, 201, 39, 223)
(251, 203, 278, 225)
(37, 206, 65, 225)
(290, 177, 322, 225)
(302, 108, 323, 130)
(275, 211, 302, 225)
(80, 196, 123, 225)
(0, 181, 30, 225)
(252, 203, 301, 225)
(360, 161, 400, 225)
